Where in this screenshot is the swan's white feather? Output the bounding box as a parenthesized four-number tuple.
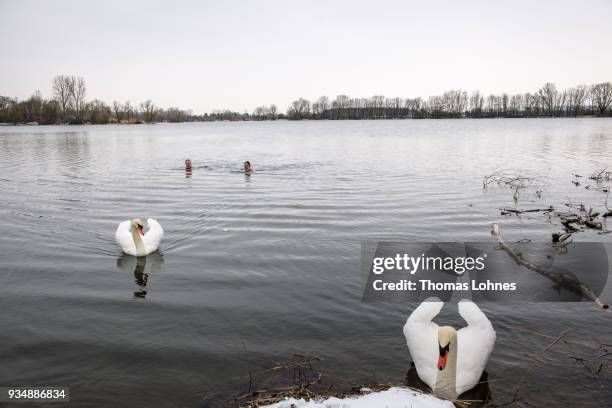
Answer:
(143, 218, 164, 254)
(403, 298, 443, 390)
(456, 300, 496, 394)
(114, 218, 163, 256)
(115, 220, 137, 255)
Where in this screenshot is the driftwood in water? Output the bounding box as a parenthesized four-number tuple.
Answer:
(500, 206, 554, 215)
(551, 232, 572, 244)
(486, 170, 610, 235)
(490, 223, 609, 311)
(557, 205, 603, 231)
(589, 168, 611, 182)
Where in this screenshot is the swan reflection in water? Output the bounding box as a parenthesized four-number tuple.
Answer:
(116, 252, 164, 299)
(404, 366, 492, 406)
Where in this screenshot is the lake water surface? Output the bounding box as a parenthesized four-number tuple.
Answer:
(0, 119, 611, 407)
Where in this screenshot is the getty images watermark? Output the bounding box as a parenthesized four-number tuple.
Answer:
(361, 242, 610, 303)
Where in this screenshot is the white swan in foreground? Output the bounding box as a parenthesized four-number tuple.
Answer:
(115, 218, 164, 256)
(403, 299, 495, 400)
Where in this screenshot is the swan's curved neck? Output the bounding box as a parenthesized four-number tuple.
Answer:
(434, 336, 458, 400)
(131, 227, 145, 253)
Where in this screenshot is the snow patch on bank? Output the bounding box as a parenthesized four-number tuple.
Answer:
(261, 387, 454, 408)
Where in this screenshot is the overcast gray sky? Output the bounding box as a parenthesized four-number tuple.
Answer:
(1, 0, 611, 113)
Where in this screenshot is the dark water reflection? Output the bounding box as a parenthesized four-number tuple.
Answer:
(116, 253, 164, 299)
(0, 120, 611, 407)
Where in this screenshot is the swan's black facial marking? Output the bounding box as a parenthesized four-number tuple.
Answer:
(438, 343, 450, 370)
(439, 343, 450, 356)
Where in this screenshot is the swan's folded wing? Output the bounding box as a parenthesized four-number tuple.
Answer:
(143, 218, 164, 252)
(115, 220, 136, 255)
(403, 299, 443, 390)
(456, 300, 496, 395)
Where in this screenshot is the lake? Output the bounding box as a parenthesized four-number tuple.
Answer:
(0, 119, 611, 407)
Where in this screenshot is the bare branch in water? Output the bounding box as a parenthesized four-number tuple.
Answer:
(483, 171, 548, 191)
(589, 168, 611, 182)
(490, 223, 609, 311)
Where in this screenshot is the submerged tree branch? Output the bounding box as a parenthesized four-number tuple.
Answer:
(490, 223, 609, 311)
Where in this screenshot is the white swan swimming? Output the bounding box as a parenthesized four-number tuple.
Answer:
(403, 299, 496, 400)
(115, 218, 164, 256)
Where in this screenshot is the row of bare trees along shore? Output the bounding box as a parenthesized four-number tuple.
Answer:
(1, 75, 611, 125)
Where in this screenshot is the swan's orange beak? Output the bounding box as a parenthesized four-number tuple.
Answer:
(438, 351, 447, 370)
(138, 225, 145, 236)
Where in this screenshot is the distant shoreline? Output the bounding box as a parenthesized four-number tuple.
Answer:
(2, 75, 611, 125)
(2, 115, 612, 127)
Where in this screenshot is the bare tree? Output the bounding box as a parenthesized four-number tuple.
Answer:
(87, 99, 111, 124)
(316, 96, 329, 112)
(509, 94, 523, 116)
(469, 91, 484, 117)
(370, 95, 385, 118)
(485, 95, 498, 116)
(52, 75, 72, 121)
(69, 76, 87, 123)
(333, 95, 350, 119)
(538, 83, 558, 116)
(20, 90, 44, 123)
(312, 96, 329, 118)
(140, 100, 158, 123)
(269, 104, 277, 120)
(112, 101, 123, 123)
(124, 101, 134, 122)
(591, 82, 612, 115)
(298, 98, 311, 119)
(557, 90, 567, 116)
(253, 105, 268, 120)
(0, 96, 17, 123)
(428, 95, 444, 117)
(567, 85, 588, 117)
(390, 97, 402, 118)
(441, 90, 467, 117)
(523, 93, 540, 116)
(501, 93, 509, 115)
(537, 83, 568, 117)
(287, 98, 311, 120)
